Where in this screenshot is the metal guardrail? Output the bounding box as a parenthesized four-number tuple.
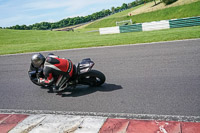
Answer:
(169, 16, 200, 28)
(120, 24, 142, 33)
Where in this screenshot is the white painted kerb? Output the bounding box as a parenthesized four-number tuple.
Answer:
(9, 114, 107, 133)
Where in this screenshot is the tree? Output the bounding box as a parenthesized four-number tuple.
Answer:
(15, 25, 20, 29)
(104, 9, 111, 16)
(39, 22, 50, 30)
(163, 0, 177, 5)
(21, 25, 28, 30)
(85, 15, 91, 22)
(153, 0, 157, 5)
(111, 7, 115, 13)
(121, 3, 128, 10)
(32, 27, 38, 30)
(131, 1, 137, 7)
(51, 23, 57, 29)
(62, 19, 69, 26)
(73, 16, 81, 25)
(115, 7, 121, 13)
(128, 3, 132, 8)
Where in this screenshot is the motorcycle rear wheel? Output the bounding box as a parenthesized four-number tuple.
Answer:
(80, 70, 106, 87)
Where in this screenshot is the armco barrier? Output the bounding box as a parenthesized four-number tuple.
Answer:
(142, 20, 170, 31)
(169, 16, 200, 28)
(99, 16, 200, 35)
(120, 24, 142, 33)
(99, 26, 120, 34)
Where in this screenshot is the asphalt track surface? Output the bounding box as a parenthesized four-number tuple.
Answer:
(0, 39, 200, 117)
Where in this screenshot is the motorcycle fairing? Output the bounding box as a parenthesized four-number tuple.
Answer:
(78, 58, 94, 74)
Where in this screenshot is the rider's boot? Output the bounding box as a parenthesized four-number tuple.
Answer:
(52, 86, 59, 93)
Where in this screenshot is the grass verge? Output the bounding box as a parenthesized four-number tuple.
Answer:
(0, 26, 200, 55)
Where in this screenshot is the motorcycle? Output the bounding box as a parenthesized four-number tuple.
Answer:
(28, 58, 106, 91)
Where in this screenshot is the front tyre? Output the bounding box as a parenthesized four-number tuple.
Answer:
(80, 70, 106, 87)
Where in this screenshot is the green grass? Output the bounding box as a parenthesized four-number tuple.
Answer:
(1, 26, 200, 55)
(86, 1, 200, 28)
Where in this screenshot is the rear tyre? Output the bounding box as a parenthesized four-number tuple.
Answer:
(80, 70, 106, 87)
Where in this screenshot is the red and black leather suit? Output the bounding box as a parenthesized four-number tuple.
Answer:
(39, 55, 74, 89)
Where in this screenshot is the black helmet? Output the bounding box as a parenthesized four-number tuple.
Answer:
(31, 53, 45, 68)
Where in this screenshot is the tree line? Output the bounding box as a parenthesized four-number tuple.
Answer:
(6, 0, 152, 30)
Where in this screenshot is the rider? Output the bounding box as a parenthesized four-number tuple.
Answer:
(30, 53, 74, 92)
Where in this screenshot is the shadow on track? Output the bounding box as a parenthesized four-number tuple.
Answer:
(59, 83, 123, 97)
